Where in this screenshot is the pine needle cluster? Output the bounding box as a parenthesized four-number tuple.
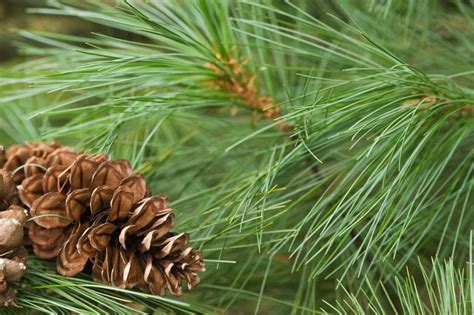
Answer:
(0, 0, 473, 314)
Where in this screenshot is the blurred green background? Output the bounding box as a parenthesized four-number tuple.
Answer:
(0, 0, 139, 65)
(0, 1, 60, 63)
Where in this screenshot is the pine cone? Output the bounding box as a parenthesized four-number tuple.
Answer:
(3, 144, 205, 296)
(0, 170, 17, 210)
(0, 171, 28, 308)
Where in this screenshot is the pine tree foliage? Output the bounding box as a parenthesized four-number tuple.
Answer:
(0, 0, 473, 314)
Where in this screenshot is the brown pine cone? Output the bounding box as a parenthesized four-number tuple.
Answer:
(0, 171, 28, 308)
(0, 245, 28, 308)
(0, 170, 17, 210)
(4, 144, 205, 296)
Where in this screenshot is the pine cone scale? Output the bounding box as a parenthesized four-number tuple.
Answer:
(0, 171, 28, 307)
(66, 188, 92, 221)
(109, 189, 134, 221)
(58, 224, 90, 277)
(90, 186, 114, 216)
(88, 223, 116, 252)
(18, 174, 44, 208)
(70, 156, 98, 190)
(30, 192, 69, 229)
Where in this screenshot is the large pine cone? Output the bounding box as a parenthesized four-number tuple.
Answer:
(3, 143, 205, 296)
(0, 171, 28, 307)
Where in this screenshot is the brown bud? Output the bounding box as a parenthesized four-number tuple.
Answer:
(0, 258, 27, 282)
(0, 286, 17, 307)
(0, 205, 27, 225)
(0, 170, 16, 210)
(0, 218, 24, 252)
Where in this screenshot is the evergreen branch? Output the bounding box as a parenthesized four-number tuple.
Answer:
(0, 0, 473, 313)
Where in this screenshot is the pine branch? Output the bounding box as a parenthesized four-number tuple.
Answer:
(0, 0, 473, 313)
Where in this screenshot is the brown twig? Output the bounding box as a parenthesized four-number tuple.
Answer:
(206, 53, 286, 127)
(402, 95, 473, 122)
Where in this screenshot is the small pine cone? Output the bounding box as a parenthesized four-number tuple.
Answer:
(0, 170, 17, 211)
(0, 246, 28, 308)
(15, 149, 205, 296)
(0, 182, 28, 308)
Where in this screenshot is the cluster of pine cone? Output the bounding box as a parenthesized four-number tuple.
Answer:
(0, 142, 205, 306)
(0, 169, 28, 307)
